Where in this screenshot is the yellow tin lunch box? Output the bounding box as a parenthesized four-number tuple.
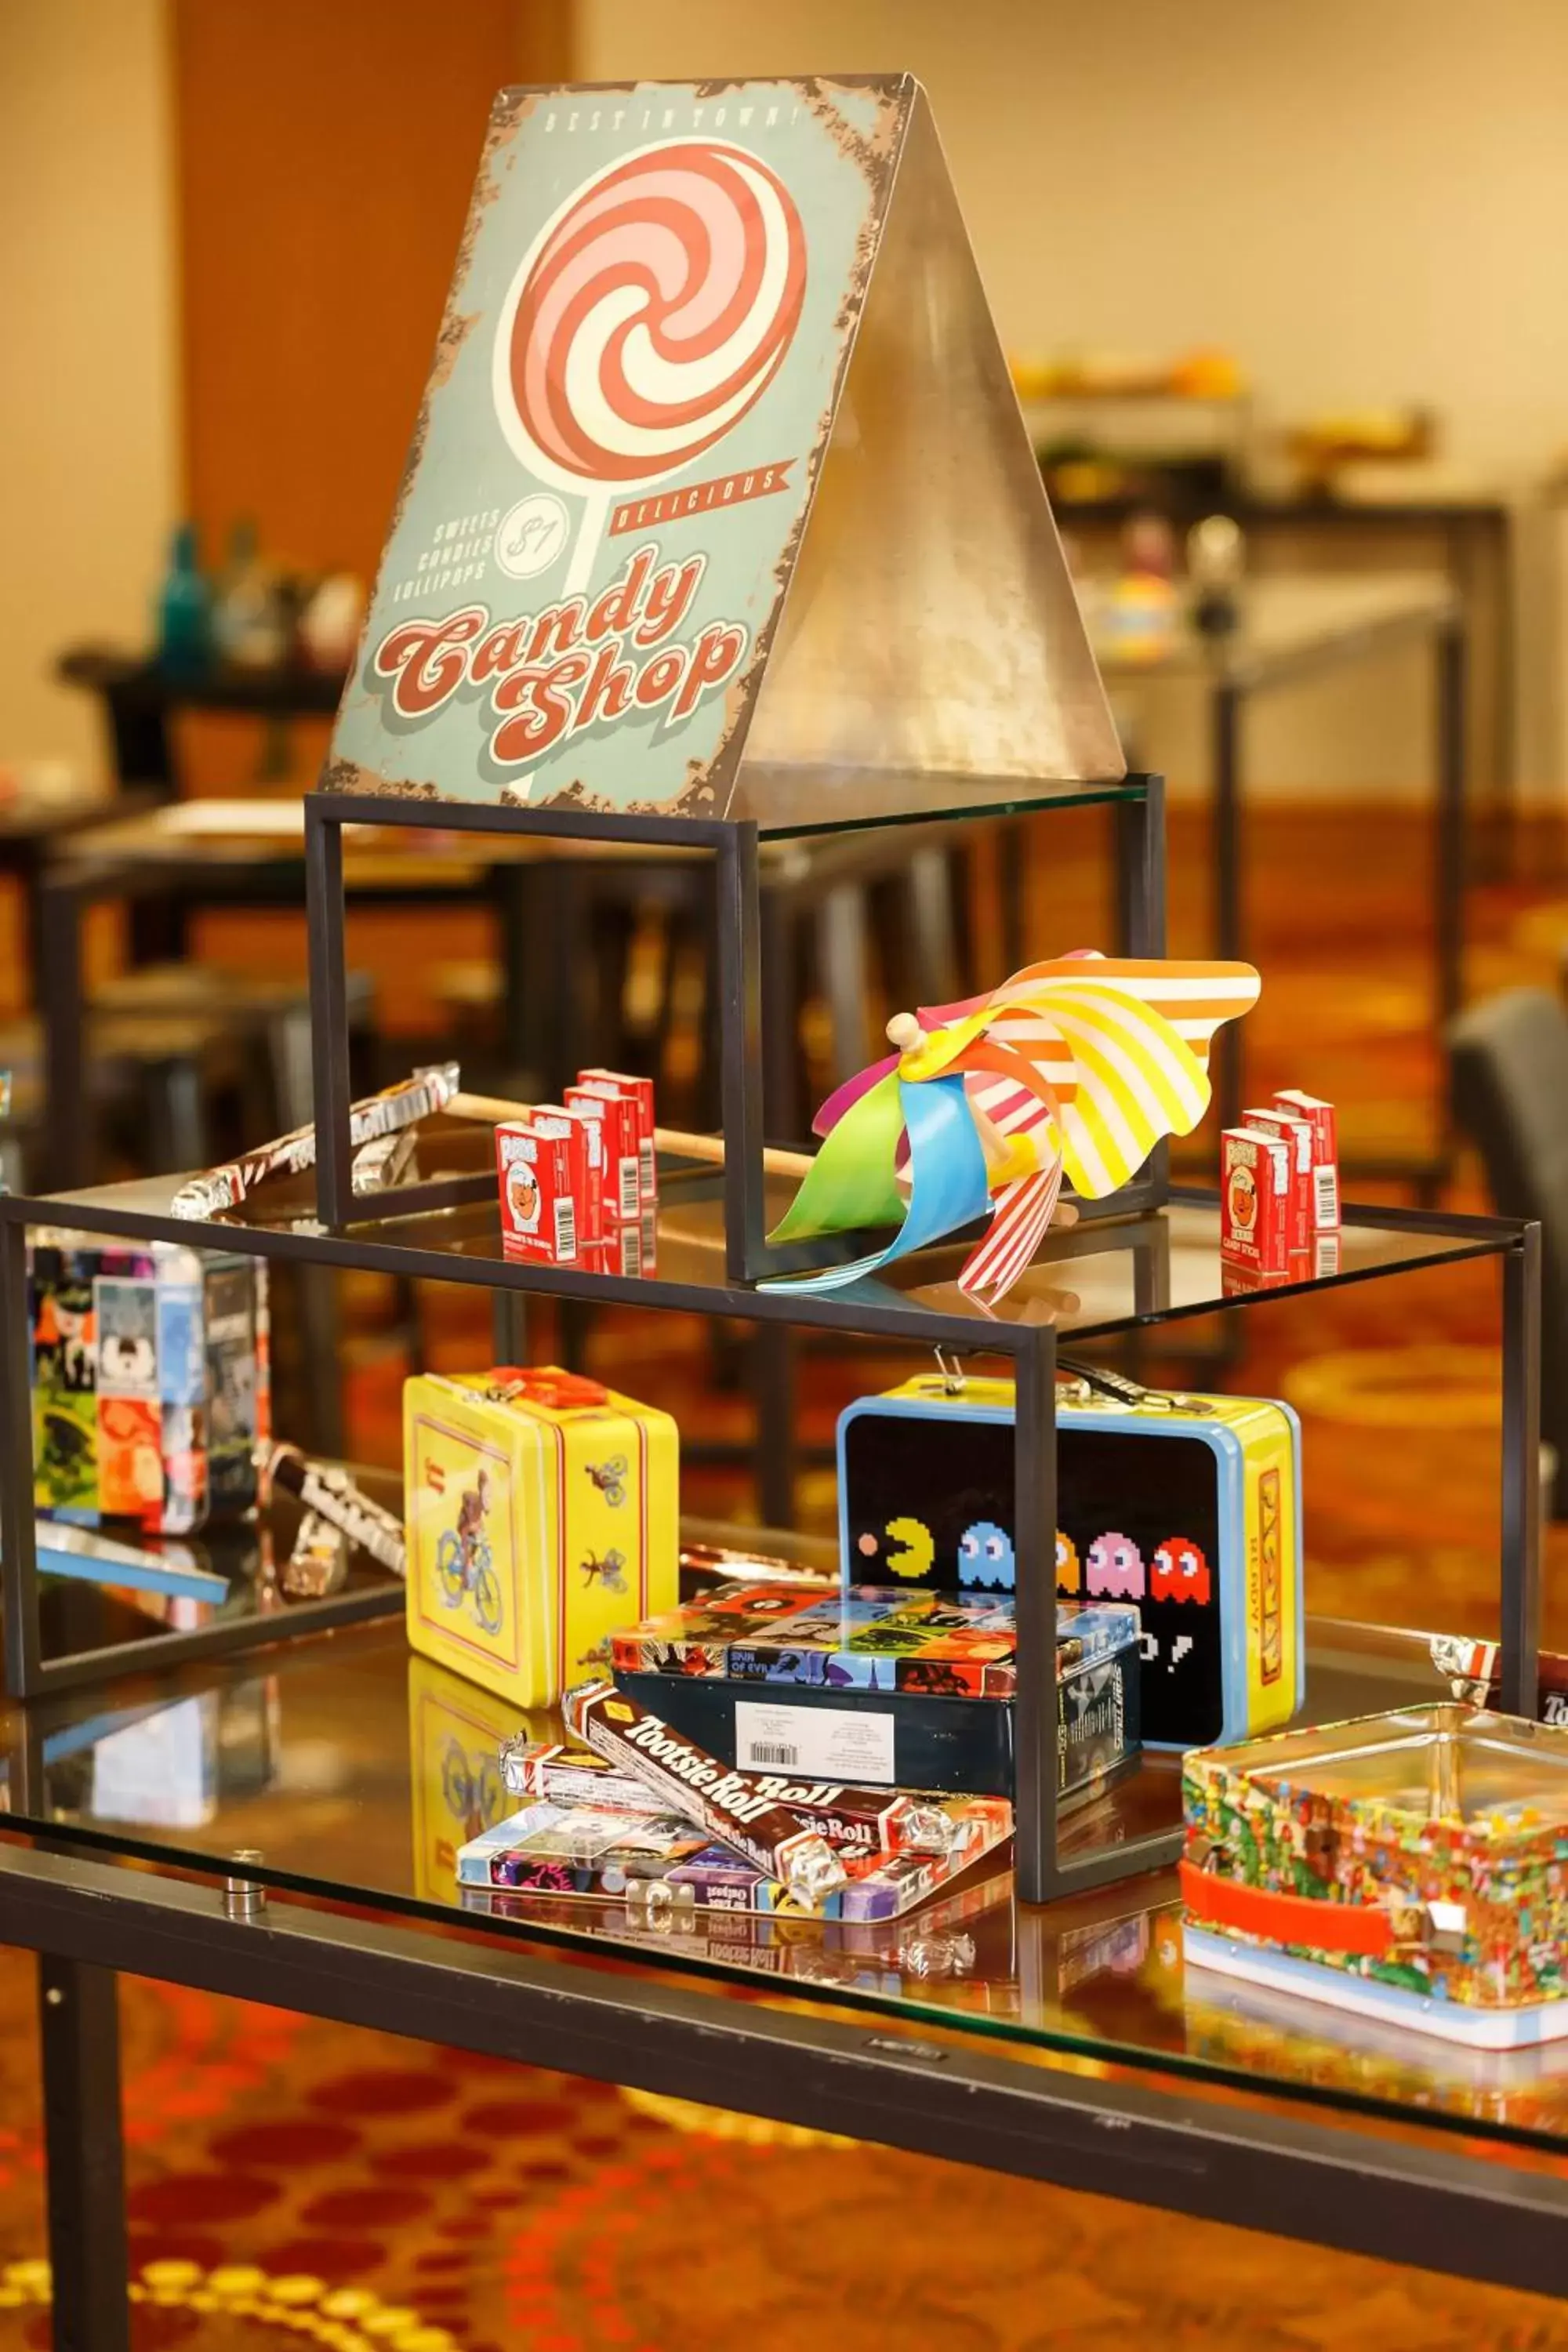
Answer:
(404, 1365, 678, 1708)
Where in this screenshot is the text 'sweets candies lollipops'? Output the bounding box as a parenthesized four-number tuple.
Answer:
(495, 140, 808, 493)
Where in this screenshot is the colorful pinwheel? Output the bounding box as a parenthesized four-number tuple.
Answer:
(764, 952, 1261, 1300)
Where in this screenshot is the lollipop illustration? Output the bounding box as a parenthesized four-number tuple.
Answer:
(494, 140, 808, 593)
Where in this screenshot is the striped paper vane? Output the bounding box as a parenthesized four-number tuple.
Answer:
(764, 952, 1261, 1302)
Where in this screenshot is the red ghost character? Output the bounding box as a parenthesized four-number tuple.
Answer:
(1152, 1536, 1211, 1606)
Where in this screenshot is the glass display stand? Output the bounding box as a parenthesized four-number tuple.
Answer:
(0, 772, 1542, 1911)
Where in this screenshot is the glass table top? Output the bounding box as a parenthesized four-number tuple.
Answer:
(20, 1157, 1515, 1345)
(55, 778, 1145, 873)
(5, 1606, 1568, 2158)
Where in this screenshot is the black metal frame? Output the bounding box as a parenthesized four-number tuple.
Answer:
(0, 1176, 1541, 1768)
(303, 782, 1173, 1272)
(0, 1179, 1544, 1889)
(6, 1838, 1568, 2327)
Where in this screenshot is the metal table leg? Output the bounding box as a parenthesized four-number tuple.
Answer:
(1436, 613, 1468, 1034)
(750, 1323, 797, 1530)
(39, 1953, 130, 2351)
(760, 880, 801, 1145)
(38, 874, 88, 1192)
(1499, 1223, 1543, 1719)
(498, 862, 556, 1094)
(1212, 682, 1243, 1135)
(817, 881, 873, 1085)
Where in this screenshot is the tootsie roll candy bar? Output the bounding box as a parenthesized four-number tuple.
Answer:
(564, 1682, 845, 1906)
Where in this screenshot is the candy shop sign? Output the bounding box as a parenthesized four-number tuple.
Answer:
(368, 543, 747, 775)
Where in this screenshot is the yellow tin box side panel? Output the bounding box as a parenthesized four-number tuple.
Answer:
(1232, 1403, 1301, 1734)
(528, 1385, 681, 1692)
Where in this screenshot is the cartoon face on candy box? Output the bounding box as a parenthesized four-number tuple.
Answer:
(1086, 1531, 1145, 1599)
(1151, 1535, 1211, 1606)
(505, 1165, 539, 1234)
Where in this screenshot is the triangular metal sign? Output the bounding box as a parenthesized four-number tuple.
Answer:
(321, 74, 1123, 823)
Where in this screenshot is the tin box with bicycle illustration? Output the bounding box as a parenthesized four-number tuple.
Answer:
(402, 1365, 678, 1706)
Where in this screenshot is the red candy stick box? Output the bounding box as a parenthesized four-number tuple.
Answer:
(495, 1116, 586, 1265)
(1272, 1089, 1340, 1231)
(564, 1083, 641, 1226)
(1241, 1107, 1313, 1256)
(1220, 1127, 1293, 1275)
(576, 1069, 656, 1204)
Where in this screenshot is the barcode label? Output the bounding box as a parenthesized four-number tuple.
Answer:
(735, 1698, 896, 1784)
(553, 1195, 578, 1261)
(638, 1138, 655, 1200)
(619, 1218, 641, 1279)
(1313, 1163, 1340, 1228)
(618, 1156, 640, 1220)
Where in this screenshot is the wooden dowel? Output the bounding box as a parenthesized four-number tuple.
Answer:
(445, 1090, 1077, 1228)
(446, 1091, 814, 1180)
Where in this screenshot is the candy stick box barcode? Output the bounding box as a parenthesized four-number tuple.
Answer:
(403, 1366, 677, 1706)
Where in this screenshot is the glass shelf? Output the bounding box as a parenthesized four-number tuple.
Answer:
(739, 764, 1145, 839)
(5, 1610, 1566, 2159)
(30, 1469, 404, 1676)
(10, 1159, 1519, 1346)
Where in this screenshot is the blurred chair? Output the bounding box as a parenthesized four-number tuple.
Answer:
(1447, 987, 1568, 1516)
(3, 971, 376, 1185)
(89, 964, 376, 1139)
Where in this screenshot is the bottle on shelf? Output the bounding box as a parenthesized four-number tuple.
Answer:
(212, 517, 289, 670)
(154, 521, 212, 677)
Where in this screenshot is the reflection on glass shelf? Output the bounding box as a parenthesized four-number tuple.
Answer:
(24, 1158, 1514, 1343)
(8, 1610, 1568, 2152)
(34, 1467, 404, 1668)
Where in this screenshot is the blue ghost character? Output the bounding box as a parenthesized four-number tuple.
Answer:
(957, 1520, 1016, 1592)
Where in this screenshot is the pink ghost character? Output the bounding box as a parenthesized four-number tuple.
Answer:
(1086, 1530, 1145, 1600)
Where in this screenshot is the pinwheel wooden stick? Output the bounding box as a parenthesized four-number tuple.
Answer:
(446, 1091, 815, 1181)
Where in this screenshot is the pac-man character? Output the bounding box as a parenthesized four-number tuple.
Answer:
(1151, 1536, 1211, 1605)
(958, 1520, 1016, 1592)
(1055, 1530, 1081, 1596)
(1087, 1530, 1145, 1599)
(884, 1515, 935, 1582)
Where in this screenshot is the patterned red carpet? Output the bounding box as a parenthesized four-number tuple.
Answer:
(2, 1948, 1568, 2349)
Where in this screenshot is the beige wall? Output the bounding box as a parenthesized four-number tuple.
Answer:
(4, 0, 1564, 789)
(0, 0, 180, 774)
(576, 0, 1568, 483)
(578, 0, 1568, 794)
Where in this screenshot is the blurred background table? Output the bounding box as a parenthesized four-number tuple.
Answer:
(1098, 572, 1464, 1192)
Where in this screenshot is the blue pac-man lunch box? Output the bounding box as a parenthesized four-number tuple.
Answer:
(837, 1371, 1304, 1750)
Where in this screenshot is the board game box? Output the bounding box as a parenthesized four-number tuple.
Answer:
(609, 1584, 1140, 1798)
